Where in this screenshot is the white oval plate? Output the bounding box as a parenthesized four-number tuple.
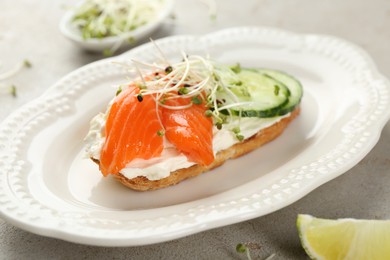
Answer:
(1, 27, 389, 246)
(59, 0, 174, 51)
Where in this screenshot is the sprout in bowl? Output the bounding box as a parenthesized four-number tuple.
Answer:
(60, 0, 174, 53)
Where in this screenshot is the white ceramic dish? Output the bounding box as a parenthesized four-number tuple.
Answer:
(59, 0, 174, 51)
(0, 27, 389, 246)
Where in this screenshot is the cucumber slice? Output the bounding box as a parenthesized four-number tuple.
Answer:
(257, 69, 303, 115)
(217, 69, 291, 117)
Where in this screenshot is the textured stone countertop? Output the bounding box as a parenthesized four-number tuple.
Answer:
(1, 0, 389, 259)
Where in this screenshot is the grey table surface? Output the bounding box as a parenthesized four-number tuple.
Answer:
(1, 0, 389, 259)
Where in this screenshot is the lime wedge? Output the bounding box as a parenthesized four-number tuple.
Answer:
(297, 214, 390, 260)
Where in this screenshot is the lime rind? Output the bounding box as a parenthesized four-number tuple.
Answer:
(297, 214, 323, 260)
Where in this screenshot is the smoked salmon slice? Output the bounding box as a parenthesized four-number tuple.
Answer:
(161, 95, 214, 166)
(100, 86, 164, 176)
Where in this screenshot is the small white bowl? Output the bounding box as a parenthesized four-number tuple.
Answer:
(60, 0, 175, 52)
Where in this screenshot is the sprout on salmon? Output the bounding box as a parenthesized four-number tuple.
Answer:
(124, 46, 255, 132)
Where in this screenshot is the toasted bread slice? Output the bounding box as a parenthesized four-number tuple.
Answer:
(93, 107, 300, 191)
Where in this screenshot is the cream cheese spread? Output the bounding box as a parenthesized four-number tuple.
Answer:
(84, 112, 288, 180)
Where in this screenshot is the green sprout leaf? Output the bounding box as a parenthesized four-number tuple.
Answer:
(9, 85, 17, 97)
(178, 87, 189, 95)
(191, 96, 202, 105)
(236, 243, 247, 253)
(205, 110, 213, 117)
(116, 86, 122, 96)
(236, 134, 244, 141)
(231, 63, 241, 74)
(157, 130, 165, 136)
(103, 48, 114, 57)
(127, 37, 136, 44)
(23, 59, 32, 68)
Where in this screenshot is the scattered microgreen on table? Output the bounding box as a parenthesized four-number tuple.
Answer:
(0, 59, 32, 97)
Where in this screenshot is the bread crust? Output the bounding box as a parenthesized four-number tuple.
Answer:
(94, 107, 300, 191)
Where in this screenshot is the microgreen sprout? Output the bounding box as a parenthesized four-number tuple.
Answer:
(178, 87, 189, 95)
(23, 60, 32, 68)
(232, 126, 240, 134)
(9, 85, 17, 97)
(236, 242, 273, 260)
(157, 129, 165, 136)
(116, 86, 123, 96)
(72, 0, 162, 40)
(0, 59, 32, 81)
(236, 243, 247, 253)
(159, 97, 166, 105)
(169, 13, 176, 20)
(0, 83, 17, 98)
(137, 84, 147, 90)
(191, 95, 202, 105)
(103, 48, 114, 57)
(205, 110, 213, 117)
(0, 59, 32, 97)
(231, 63, 241, 74)
(71, 0, 164, 55)
(121, 41, 256, 134)
(232, 126, 244, 141)
(236, 134, 244, 141)
(127, 37, 135, 44)
(236, 243, 252, 260)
